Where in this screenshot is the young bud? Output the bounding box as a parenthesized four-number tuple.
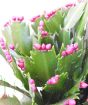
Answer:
(79, 81, 88, 89)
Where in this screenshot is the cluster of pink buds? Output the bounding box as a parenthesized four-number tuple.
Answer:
(65, 3, 76, 8)
(4, 22, 10, 27)
(30, 15, 40, 22)
(9, 44, 15, 50)
(64, 99, 76, 105)
(79, 81, 88, 89)
(62, 43, 78, 57)
(47, 75, 60, 85)
(38, 20, 48, 37)
(29, 79, 37, 92)
(44, 10, 56, 19)
(12, 16, 24, 22)
(0, 38, 13, 63)
(0, 38, 6, 50)
(4, 50, 13, 63)
(17, 59, 25, 71)
(33, 43, 52, 51)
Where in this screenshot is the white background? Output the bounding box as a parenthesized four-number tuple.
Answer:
(0, 0, 77, 100)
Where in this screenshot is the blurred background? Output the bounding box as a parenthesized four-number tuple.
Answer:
(0, 0, 78, 101)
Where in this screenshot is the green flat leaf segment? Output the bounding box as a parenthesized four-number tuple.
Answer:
(56, 50, 83, 80)
(64, 1, 86, 30)
(27, 47, 57, 86)
(10, 22, 32, 56)
(44, 11, 64, 33)
(44, 73, 68, 92)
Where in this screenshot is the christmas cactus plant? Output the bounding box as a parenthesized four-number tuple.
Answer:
(0, 1, 88, 105)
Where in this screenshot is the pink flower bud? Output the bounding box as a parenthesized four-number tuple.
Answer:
(9, 44, 15, 50)
(12, 16, 16, 21)
(79, 81, 88, 89)
(45, 44, 52, 50)
(39, 20, 44, 27)
(47, 75, 60, 85)
(45, 15, 49, 19)
(17, 59, 25, 70)
(4, 22, 9, 27)
(47, 79, 52, 84)
(17, 16, 24, 22)
(29, 79, 35, 85)
(41, 43, 46, 50)
(51, 10, 56, 15)
(64, 99, 76, 105)
(62, 51, 67, 57)
(3, 50, 9, 55)
(0, 38, 4, 42)
(65, 3, 76, 8)
(30, 15, 40, 22)
(41, 31, 48, 37)
(68, 99, 76, 105)
(74, 43, 78, 50)
(33, 43, 41, 50)
(1, 44, 6, 50)
(55, 75, 60, 81)
(31, 84, 38, 92)
(38, 26, 44, 31)
(0, 41, 5, 46)
(66, 47, 74, 55)
(6, 54, 13, 63)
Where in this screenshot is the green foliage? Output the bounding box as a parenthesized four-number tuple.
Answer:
(26, 47, 57, 86)
(0, 1, 88, 105)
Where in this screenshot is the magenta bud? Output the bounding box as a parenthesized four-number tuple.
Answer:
(0, 38, 4, 42)
(6, 55, 13, 63)
(33, 43, 41, 50)
(64, 99, 76, 105)
(45, 15, 49, 19)
(17, 16, 24, 22)
(1, 45, 6, 50)
(4, 22, 9, 27)
(65, 3, 76, 8)
(38, 26, 44, 31)
(39, 20, 44, 27)
(68, 99, 76, 105)
(12, 16, 16, 21)
(17, 59, 25, 70)
(41, 31, 48, 37)
(31, 84, 38, 92)
(62, 51, 67, 57)
(51, 10, 56, 15)
(9, 44, 15, 50)
(3, 50, 9, 55)
(41, 43, 46, 50)
(0, 41, 5, 46)
(45, 44, 52, 50)
(29, 79, 35, 85)
(80, 81, 88, 89)
(30, 15, 40, 22)
(66, 48, 74, 55)
(74, 43, 78, 50)
(47, 75, 59, 85)
(55, 75, 60, 81)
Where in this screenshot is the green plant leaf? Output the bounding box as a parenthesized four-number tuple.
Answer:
(44, 11, 64, 33)
(26, 47, 57, 86)
(2, 22, 33, 56)
(64, 1, 86, 30)
(76, 2, 88, 37)
(11, 22, 33, 56)
(44, 73, 68, 92)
